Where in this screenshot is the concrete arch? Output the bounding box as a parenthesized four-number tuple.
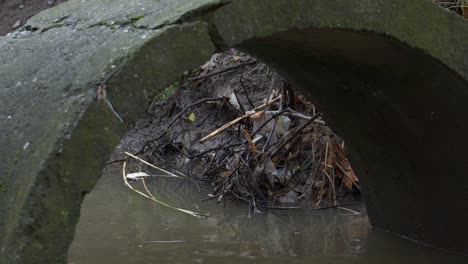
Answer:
(1, 0, 467, 262)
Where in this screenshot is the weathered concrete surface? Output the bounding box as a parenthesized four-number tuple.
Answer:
(0, 0, 467, 262)
(0, 1, 218, 262)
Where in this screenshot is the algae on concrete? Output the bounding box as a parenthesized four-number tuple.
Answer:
(0, 0, 217, 262)
(2, 0, 468, 262)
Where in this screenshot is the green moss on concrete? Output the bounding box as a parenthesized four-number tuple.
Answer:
(212, 0, 468, 81)
(2, 0, 468, 262)
(1, 1, 218, 263)
(130, 14, 145, 21)
(107, 22, 215, 124)
(3, 101, 127, 263)
(135, 0, 227, 29)
(0, 17, 214, 263)
(158, 82, 179, 101)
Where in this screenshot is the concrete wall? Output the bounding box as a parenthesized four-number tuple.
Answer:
(0, 0, 467, 262)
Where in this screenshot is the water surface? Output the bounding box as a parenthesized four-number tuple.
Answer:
(68, 164, 467, 264)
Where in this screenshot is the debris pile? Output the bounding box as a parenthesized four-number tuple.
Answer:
(435, 0, 468, 18)
(122, 50, 360, 213)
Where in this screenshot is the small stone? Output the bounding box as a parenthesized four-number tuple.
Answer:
(47, 0, 56, 6)
(12, 20, 21, 29)
(19, 5, 25, 9)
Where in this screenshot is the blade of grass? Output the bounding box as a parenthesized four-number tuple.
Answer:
(122, 161, 206, 218)
(125, 151, 181, 178)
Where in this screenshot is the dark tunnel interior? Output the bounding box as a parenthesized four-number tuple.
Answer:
(238, 28, 468, 253)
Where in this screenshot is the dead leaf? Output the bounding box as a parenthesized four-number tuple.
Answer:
(243, 130, 258, 153)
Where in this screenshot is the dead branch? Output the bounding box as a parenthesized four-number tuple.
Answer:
(188, 59, 257, 81)
(271, 112, 321, 157)
(199, 96, 282, 143)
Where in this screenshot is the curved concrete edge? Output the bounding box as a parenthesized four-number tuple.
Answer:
(0, 26, 146, 262)
(237, 28, 468, 254)
(210, 0, 468, 254)
(1, 0, 468, 262)
(0, 18, 215, 264)
(211, 0, 468, 81)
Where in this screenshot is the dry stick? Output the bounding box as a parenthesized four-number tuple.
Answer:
(143, 240, 185, 243)
(260, 109, 325, 124)
(212, 164, 242, 196)
(226, 188, 251, 204)
(95, 66, 121, 86)
(282, 134, 303, 159)
(257, 111, 317, 196)
(271, 112, 321, 157)
(322, 169, 337, 206)
(128, 148, 200, 190)
(188, 143, 242, 159)
(331, 167, 336, 206)
(141, 178, 156, 199)
(233, 89, 246, 114)
(106, 158, 126, 166)
(246, 158, 268, 206)
(238, 155, 251, 190)
(239, 65, 255, 109)
(284, 111, 325, 125)
(256, 82, 283, 197)
(250, 109, 289, 139)
(317, 140, 329, 206)
(207, 146, 221, 171)
(165, 60, 256, 93)
(201, 193, 221, 202)
(94, 67, 125, 123)
(188, 59, 257, 81)
(172, 177, 187, 194)
(267, 202, 361, 211)
(199, 96, 282, 143)
(263, 84, 284, 152)
(337, 206, 361, 215)
(263, 74, 277, 114)
(334, 161, 361, 190)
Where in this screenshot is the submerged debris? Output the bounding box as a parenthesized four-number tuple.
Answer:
(121, 50, 360, 214)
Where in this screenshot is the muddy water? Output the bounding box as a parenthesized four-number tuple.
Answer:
(68, 164, 467, 264)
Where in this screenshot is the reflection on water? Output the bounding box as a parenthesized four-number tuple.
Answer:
(68, 165, 467, 264)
